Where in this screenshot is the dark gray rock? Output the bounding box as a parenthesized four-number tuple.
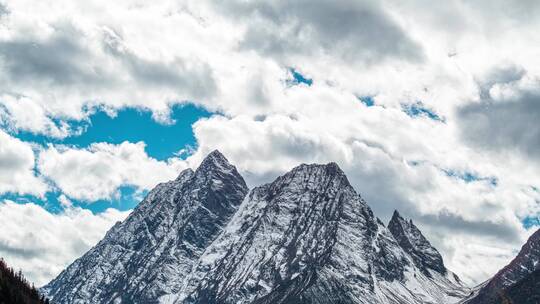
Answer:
(388, 210, 447, 276)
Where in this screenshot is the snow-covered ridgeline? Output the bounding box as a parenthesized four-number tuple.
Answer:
(44, 150, 469, 304)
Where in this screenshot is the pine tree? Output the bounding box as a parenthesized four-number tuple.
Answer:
(0, 258, 49, 304)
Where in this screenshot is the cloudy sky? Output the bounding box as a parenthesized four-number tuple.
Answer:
(1, 0, 539, 287)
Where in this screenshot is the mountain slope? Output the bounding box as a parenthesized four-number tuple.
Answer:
(499, 268, 540, 304)
(178, 163, 467, 304)
(462, 229, 540, 304)
(43, 150, 248, 304)
(44, 151, 467, 304)
(176, 163, 463, 303)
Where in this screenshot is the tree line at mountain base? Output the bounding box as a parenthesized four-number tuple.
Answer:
(0, 258, 49, 304)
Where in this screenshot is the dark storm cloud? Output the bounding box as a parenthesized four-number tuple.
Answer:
(417, 211, 521, 243)
(478, 64, 526, 99)
(343, 141, 424, 223)
(215, 0, 424, 64)
(0, 23, 216, 99)
(459, 94, 540, 157)
(0, 26, 108, 86)
(0, 240, 42, 259)
(102, 29, 217, 99)
(458, 65, 540, 160)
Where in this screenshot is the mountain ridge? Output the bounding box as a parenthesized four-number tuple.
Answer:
(388, 210, 448, 277)
(44, 150, 469, 304)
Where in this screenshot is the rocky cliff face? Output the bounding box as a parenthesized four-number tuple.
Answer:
(499, 269, 540, 304)
(44, 151, 468, 304)
(388, 211, 447, 276)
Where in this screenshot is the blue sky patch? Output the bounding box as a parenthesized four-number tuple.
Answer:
(443, 169, 498, 186)
(0, 186, 144, 214)
(15, 103, 213, 161)
(83, 186, 145, 213)
(402, 102, 444, 122)
(287, 68, 313, 86)
(358, 96, 375, 107)
(522, 216, 540, 229)
(0, 192, 63, 213)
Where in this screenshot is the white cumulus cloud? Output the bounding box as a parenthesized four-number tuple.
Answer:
(0, 200, 130, 286)
(38, 141, 187, 201)
(0, 130, 47, 196)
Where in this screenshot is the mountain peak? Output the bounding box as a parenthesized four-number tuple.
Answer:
(391, 209, 404, 221)
(290, 161, 346, 179)
(388, 211, 447, 276)
(195, 150, 247, 190)
(196, 149, 236, 174)
(44, 156, 468, 304)
(271, 162, 351, 195)
(206, 149, 227, 161)
(44, 149, 249, 303)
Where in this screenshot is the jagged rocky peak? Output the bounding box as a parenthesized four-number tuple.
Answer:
(286, 161, 344, 177)
(44, 152, 469, 304)
(192, 149, 248, 214)
(197, 149, 235, 172)
(182, 161, 468, 304)
(43, 150, 249, 304)
(388, 210, 447, 275)
(180, 161, 365, 303)
(271, 161, 349, 190)
(192, 150, 247, 195)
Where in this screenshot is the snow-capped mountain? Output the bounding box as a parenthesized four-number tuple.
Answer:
(44, 150, 468, 304)
(43, 150, 249, 303)
(462, 229, 540, 304)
